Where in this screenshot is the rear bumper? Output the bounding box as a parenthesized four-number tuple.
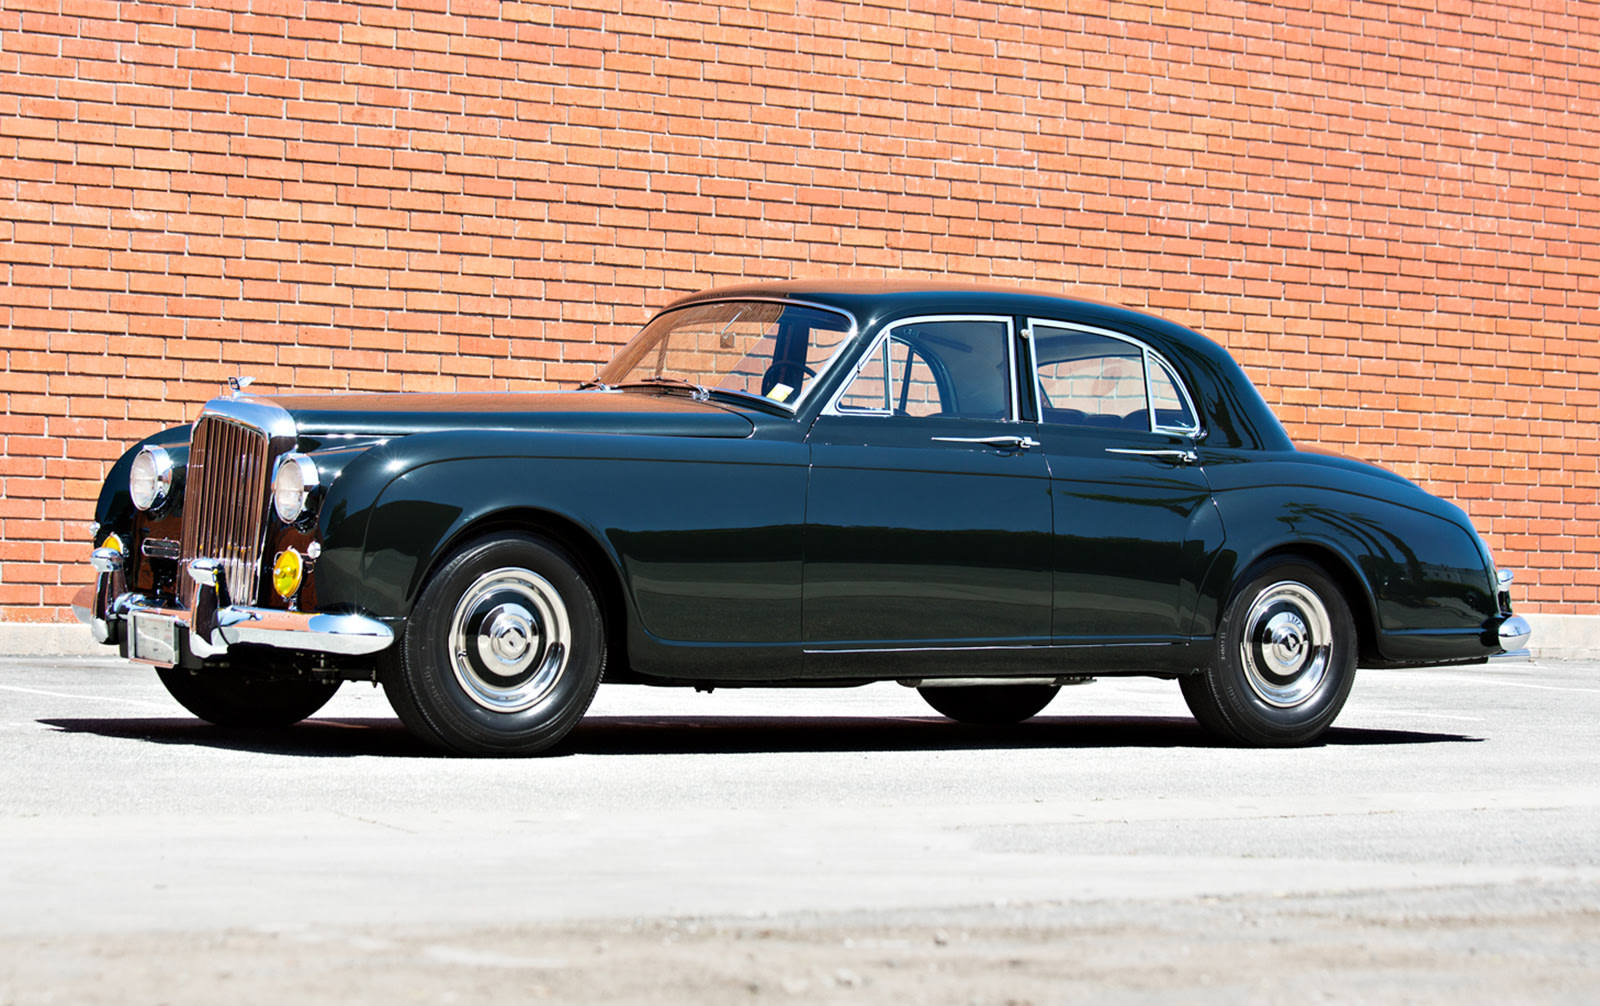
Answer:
(1488, 613, 1531, 661)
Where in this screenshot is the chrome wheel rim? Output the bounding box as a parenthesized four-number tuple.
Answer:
(1239, 580, 1332, 708)
(448, 568, 570, 713)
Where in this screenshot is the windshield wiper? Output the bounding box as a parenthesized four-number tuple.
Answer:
(576, 379, 615, 391)
(614, 376, 711, 402)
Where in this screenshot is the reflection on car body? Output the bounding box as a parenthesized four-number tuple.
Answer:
(75, 281, 1531, 754)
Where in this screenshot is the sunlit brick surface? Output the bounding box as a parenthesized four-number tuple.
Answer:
(1, 1, 1595, 620)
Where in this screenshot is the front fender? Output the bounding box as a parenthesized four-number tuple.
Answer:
(93, 425, 192, 542)
(312, 430, 810, 651)
(312, 431, 618, 619)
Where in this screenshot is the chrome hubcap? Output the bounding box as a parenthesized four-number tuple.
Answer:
(1239, 581, 1331, 708)
(448, 568, 570, 713)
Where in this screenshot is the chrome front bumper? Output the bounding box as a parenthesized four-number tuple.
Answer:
(73, 555, 393, 665)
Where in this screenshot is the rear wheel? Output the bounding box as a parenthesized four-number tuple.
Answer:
(918, 684, 1059, 724)
(1182, 558, 1357, 746)
(156, 667, 340, 728)
(381, 533, 605, 756)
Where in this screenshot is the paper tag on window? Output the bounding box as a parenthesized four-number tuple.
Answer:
(767, 383, 794, 403)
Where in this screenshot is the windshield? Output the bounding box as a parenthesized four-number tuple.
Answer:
(595, 300, 855, 408)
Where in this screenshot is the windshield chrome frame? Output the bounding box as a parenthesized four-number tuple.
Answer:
(604, 297, 860, 414)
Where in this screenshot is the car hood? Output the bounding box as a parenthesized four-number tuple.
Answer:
(251, 390, 756, 441)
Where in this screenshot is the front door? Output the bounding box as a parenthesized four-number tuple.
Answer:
(803, 316, 1054, 676)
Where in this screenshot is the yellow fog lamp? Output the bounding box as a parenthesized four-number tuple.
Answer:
(272, 547, 304, 599)
(91, 532, 128, 575)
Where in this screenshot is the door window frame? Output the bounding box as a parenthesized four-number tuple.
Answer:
(1025, 319, 1204, 438)
(822, 315, 1021, 421)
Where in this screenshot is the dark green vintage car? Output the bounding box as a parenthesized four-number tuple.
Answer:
(76, 282, 1530, 753)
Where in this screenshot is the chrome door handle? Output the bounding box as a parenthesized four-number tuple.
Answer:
(1106, 447, 1198, 465)
(932, 435, 1040, 451)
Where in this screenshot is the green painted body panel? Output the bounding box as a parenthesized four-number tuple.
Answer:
(1034, 424, 1217, 645)
(803, 414, 1054, 654)
(317, 423, 810, 679)
(1198, 448, 1498, 662)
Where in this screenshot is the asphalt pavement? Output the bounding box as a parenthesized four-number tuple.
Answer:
(1, 655, 1597, 1003)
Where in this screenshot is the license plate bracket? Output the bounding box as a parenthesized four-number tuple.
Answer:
(128, 611, 180, 665)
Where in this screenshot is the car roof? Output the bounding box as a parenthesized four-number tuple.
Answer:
(663, 280, 1295, 452)
(668, 279, 1141, 324)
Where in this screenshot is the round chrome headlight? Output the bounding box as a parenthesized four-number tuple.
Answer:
(128, 446, 174, 511)
(272, 454, 319, 523)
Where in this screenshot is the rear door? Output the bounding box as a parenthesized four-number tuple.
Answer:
(1027, 319, 1220, 653)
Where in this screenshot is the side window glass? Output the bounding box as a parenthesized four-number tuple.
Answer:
(836, 338, 893, 413)
(836, 319, 1012, 420)
(837, 337, 948, 415)
(887, 339, 944, 417)
(1150, 358, 1198, 432)
(1035, 332, 1148, 430)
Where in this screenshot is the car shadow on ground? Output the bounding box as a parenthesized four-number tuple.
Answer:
(36, 713, 1482, 759)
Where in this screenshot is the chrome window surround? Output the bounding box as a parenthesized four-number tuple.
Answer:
(1025, 319, 1205, 438)
(622, 297, 859, 413)
(823, 315, 1021, 420)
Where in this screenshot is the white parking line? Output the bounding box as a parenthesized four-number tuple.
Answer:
(0, 684, 172, 710)
(1404, 673, 1600, 695)
(1365, 710, 1484, 722)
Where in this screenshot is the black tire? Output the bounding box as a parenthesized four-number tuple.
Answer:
(1182, 558, 1358, 747)
(918, 684, 1059, 724)
(379, 533, 605, 756)
(156, 666, 340, 728)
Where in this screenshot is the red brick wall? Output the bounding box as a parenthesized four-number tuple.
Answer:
(2, 0, 1596, 623)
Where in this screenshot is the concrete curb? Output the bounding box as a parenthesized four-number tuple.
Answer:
(1523, 613, 1600, 662)
(0, 623, 111, 658)
(3, 613, 1595, 661)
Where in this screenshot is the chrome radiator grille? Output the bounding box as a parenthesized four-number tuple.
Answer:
(180, 415, 274, 608)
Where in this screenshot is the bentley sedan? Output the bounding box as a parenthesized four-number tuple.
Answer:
(75, 282, 1530, 753)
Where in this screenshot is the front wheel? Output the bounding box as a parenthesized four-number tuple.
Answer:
(918, 684, 1059, 724)
(1182, 558, 1358, 747)
(380, 533, 605, 756)
(156, 667, 340, 728)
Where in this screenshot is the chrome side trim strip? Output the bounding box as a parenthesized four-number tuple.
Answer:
(804, 642, 1171, 655)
